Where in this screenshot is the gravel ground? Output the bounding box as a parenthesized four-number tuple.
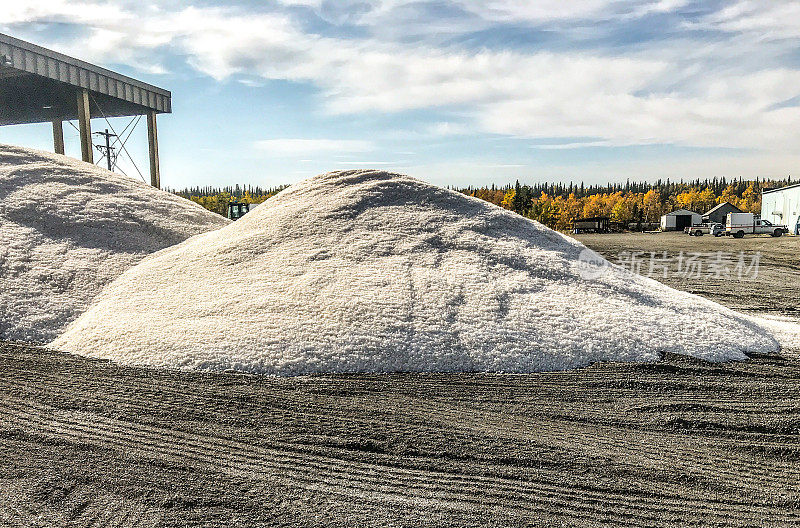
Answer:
(574, 231, 800, 315)
(1, 232, 799, 527)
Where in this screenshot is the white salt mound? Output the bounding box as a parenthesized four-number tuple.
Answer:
(52, 170, 780, 374)
(0, 144, 229, 342)
(745, 314, 800, 357)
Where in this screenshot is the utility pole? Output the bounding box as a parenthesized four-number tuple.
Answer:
(94, 129, 118, 171)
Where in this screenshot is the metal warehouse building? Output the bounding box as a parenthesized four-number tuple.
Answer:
(703, 202, 741, 224)
(0, 33, 171, 187)
(762, 183, 800, 235)
(660, 209, 701, 231)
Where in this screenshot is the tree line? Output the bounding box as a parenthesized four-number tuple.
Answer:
(167, 184, 288, 217)
(453, 177, 793, 231)
(170, 176, 793, 230)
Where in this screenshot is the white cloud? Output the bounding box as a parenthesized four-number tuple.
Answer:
(409, 150, 800, 188)
(254, 139, 374, 155)
(699, 1, 800, 39)
(5, 0, 800, 154)
(4, 1, 129, 25)
(531, 141, 617, 150)
(273, 0, 688, 35)
(426, 122, 470, 136)
(624, 0, 690, 19)
(454, 0, 691, 23)
(455, 0, 614, 22)
(481, 64, 800, 150)
(337, 161, 397, 165)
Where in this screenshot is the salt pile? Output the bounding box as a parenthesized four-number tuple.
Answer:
(745, 314, 800, 356)
(0, 145, 229, 342)
(52, 170, 779, 374)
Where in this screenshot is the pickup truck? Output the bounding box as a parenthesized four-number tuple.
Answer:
(725, 212, 789, 238)
(686, 223, 724, 237)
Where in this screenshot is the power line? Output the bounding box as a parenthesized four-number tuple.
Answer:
(110, 115, 141, 150)
(62, 99, 147, 184)
(93, 129, 117, 171)
(88, 92, 147, 183)
(115, 115, 142, 152)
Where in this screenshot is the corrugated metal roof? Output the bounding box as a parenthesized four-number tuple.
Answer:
(704, 201, 740, 215)
(0, 33, 171, 125)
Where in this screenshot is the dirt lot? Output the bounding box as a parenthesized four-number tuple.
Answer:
(1, 232, 799, 527)
(575, 232, 800, 315)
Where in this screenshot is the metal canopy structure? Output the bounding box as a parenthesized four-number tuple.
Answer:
(0, 33, 171, 187)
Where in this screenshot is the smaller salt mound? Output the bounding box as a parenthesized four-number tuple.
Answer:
(0, 145, 230, 342)
(745, 314, 800, 357)
(52, 170, 779, 375)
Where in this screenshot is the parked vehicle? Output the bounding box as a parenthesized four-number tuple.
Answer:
(227, 201, 260, 221)
(686, 223, 724, 237)
(725, 213, 788, 238)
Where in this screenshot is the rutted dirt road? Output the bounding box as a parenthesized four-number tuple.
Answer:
(1, 233, 799, 527)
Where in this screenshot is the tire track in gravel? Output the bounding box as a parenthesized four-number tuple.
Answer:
(0, 398, 785, 528)
(3, 342, 800, 527)
(2, 368, 796, 499)
(0, 398, 699, 526)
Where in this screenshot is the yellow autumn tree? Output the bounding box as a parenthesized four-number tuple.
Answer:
(558, 193, 584, 230)
(642, 189, 661, 222)
(719, 185, 740, 208)
(697, 188, 715, 212)
(582, 194, 605, 218)
(740, 183, 760, 213)
(500, 189, 515, 210)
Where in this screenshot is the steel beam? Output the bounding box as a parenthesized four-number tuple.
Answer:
(76, 89, 92, 163)
(52, 119, 64, 155)
(147, 110, 160, 189)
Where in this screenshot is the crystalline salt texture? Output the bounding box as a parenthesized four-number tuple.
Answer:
(0, 145, 229, 342)
(51, 169, 781, 374)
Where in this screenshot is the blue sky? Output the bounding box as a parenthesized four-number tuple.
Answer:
(2, 0, 800, 189)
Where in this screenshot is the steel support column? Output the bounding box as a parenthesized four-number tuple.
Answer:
(147, 110, 160, 188)
(76, 89, 92, 163)
(52, 120, 64, 155)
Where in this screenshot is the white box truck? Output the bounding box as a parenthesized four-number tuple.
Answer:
(725, 212, 788, 238)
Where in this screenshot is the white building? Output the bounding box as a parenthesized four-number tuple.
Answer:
(660, 209, 702, 231)
(762, 183, 800, 235)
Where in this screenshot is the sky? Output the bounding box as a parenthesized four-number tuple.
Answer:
(2, 0, 800, 189)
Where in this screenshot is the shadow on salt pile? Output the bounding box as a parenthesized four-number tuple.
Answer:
(51, 169, 780, 375)
(0, 144, 230, 343)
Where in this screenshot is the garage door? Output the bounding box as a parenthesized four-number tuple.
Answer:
(675, 215, 693, 230)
